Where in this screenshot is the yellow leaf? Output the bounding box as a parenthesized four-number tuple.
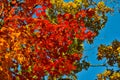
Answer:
(15, 32, 21, 38)
(0, 66, 3, 71)
(97, 1, 105, 9)
(117, 47, 120, 52)
(50, 0, 55, 4)
(5, 53, 10, 59)
(1, 27, 7, 31)
(74, 0, 82, 3)
(8, 27, 14, 32)
(17, 54, 25, 64)
(0, 38, 6, 46)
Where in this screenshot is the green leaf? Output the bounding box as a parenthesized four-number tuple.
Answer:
(32, 75, 38, 79)
(74, 37, 78, 45)
(28, 66, 32, 73)
(16, 76, 20, 80)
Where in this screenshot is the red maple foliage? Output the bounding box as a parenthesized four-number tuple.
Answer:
(0, 0, 109, 79)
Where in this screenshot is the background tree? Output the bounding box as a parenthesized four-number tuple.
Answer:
(97, 40, 120, 80)
(0, 0, 118, 80)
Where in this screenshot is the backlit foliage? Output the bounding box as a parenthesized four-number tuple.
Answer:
(0, 0, 112, 80)
(97, 40, 120, 80)
(98, 40, 120, 67)
(97, 70, 120, 80)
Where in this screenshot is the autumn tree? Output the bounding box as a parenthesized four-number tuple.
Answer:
(0, 0, 118, 80)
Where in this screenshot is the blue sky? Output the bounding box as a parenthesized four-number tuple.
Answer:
(76, 10, 120, 80)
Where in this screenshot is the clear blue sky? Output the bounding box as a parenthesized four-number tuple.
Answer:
(63, 0, 120, 80)
(76, 8, 120, 80)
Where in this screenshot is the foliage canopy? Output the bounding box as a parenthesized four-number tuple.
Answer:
(0, 0, 119, 80)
